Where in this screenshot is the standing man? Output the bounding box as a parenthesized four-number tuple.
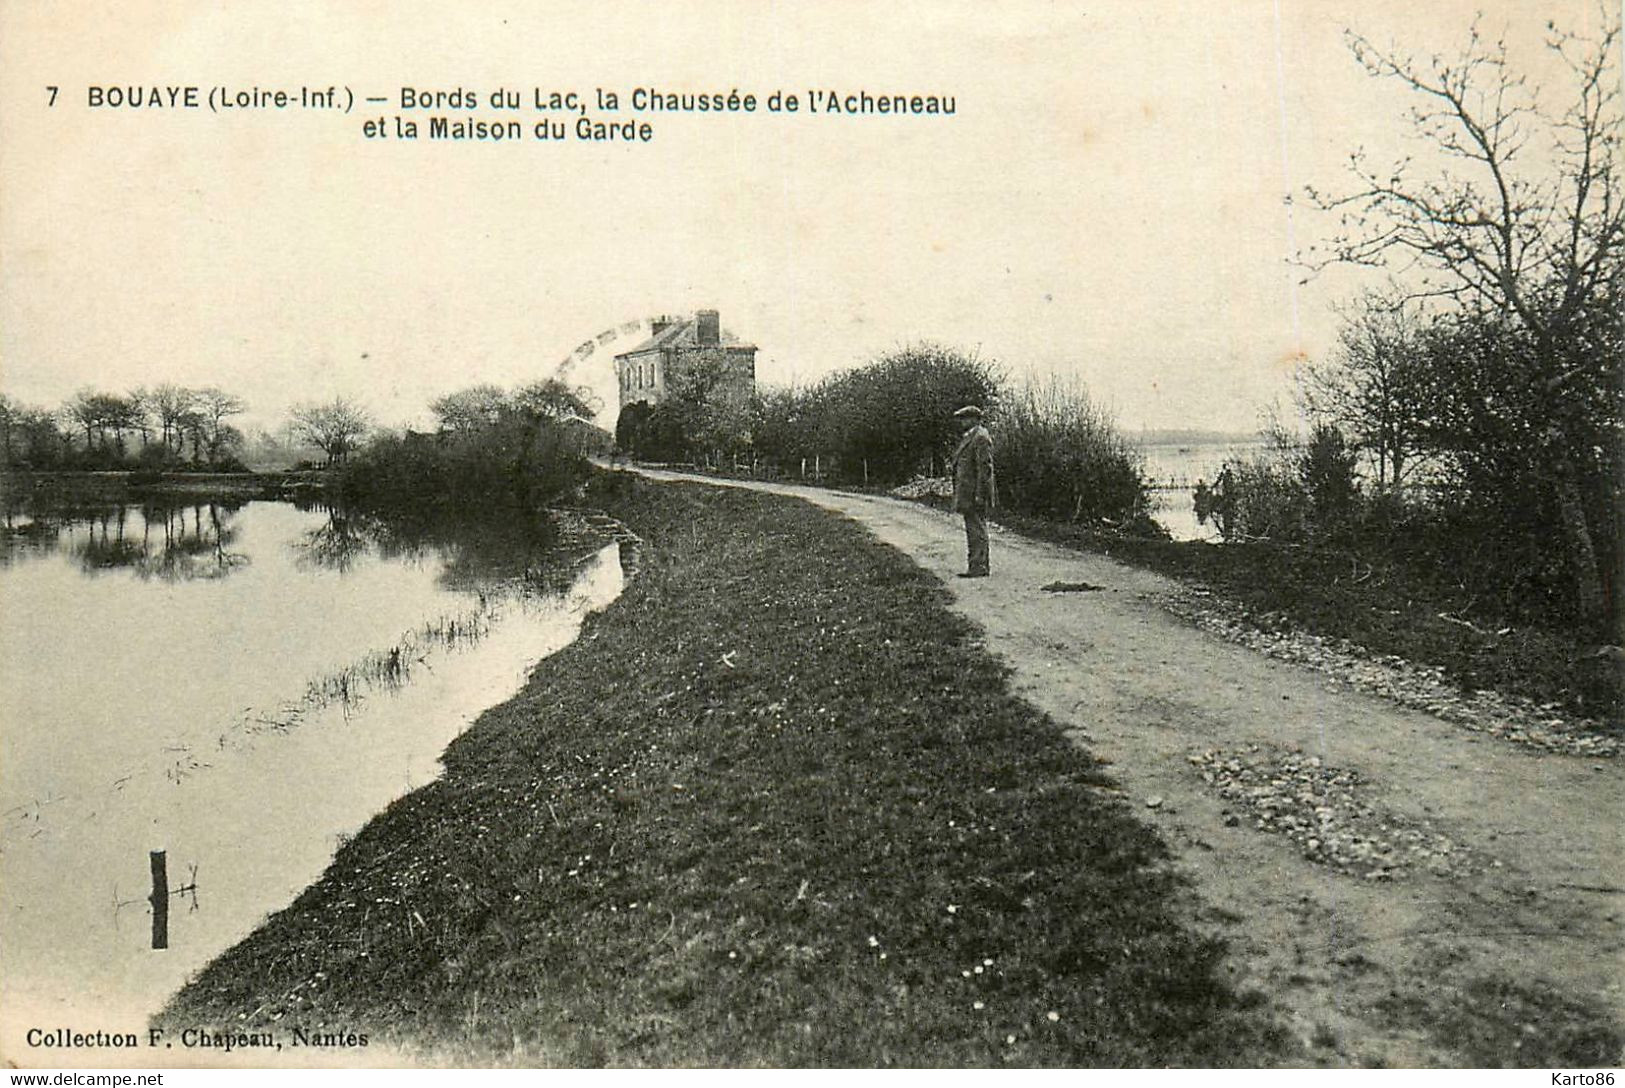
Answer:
(950, 404, 996, 578)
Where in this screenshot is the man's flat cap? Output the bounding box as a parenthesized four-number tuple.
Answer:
(953, 405, 984, 419)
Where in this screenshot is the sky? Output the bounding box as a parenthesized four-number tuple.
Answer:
(0, 0, 1603, 435)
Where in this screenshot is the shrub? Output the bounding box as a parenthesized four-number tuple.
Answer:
(744, 344, 1001, 485)
(815, 344, 1002, 485)
(1298, 424, 1359, 539)
(1208, 427, 1358, 544)
(992, 377, 1151, 526)
(339, 417, 589, 513)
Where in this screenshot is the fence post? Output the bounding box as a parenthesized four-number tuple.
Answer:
(149, 850, 169, 950)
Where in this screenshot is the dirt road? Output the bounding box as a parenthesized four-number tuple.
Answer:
(627, 466, 1624, 1066)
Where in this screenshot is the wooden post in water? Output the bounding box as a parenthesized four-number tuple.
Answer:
(149, 850, 168, 950)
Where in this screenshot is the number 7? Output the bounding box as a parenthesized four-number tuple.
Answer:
(47, 86, 58, 106)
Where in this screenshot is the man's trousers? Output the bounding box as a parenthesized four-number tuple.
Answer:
(963, 510, 989, 575)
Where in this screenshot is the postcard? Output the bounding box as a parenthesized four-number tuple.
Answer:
(2, 0, 1618, 1072)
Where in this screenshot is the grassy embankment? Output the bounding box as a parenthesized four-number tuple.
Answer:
(159, 473, 1286, 1066)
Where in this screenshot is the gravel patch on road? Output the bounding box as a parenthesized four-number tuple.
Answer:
(1189, 745, 1487, 881)
(891, 475, 953, 499)
(1162, 589, 1620, 758)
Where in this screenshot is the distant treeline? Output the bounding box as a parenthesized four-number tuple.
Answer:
(1, 386, 256, 471)
(617, 343, 1159, 533)
(0, 386, 379, 473)
(1133, 428, 1259, 447)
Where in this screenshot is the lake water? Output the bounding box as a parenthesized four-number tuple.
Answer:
(1135, 441, 1265, 541)
(0, 497, 622, 1046)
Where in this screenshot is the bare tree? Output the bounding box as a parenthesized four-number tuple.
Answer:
(128, 388, 155, 450)
(193, 387, 247, 462)
(102, 394, 145, 455)
(176, 406, 206, 463)
(62, 390, 106, 449)
(290, 397, 371, 466)
(1306, 9, 1622, 629)
(1301, 292, 1434, 491)
(0, 395, 17, 464)
(2, 399, 65, 467)
(147, 384, 195, 457)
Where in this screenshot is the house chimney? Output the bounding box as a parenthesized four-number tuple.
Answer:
(697, 309, 720, 346)
(650, 314, 673, 336)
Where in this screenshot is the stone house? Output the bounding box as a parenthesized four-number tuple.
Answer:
(614, 309, 757, 410)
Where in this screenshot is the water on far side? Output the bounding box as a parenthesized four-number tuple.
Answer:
(1136, 441, 1264, 541)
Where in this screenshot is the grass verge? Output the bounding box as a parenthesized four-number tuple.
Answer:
(158, 473, 1286, 1066)
(1376, 972, 1624, 1067)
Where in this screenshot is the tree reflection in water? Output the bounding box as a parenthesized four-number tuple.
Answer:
(135, 501, 250, 582)
(0, 496, 250, 582)
(289, 497, 563, 595)
(291, 502, 370, 574)
(3, 492, 579, 592)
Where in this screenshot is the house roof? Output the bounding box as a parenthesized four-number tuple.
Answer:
(614, 315, 756, 358)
